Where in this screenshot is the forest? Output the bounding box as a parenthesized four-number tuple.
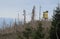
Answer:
(0, 4, 60, 39)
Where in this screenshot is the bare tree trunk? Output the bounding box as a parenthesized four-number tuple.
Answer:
(23, 10, 26, 25)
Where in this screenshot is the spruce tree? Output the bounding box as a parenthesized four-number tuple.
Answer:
(50, 5, 60, 39)
(32, 22, 45, 39)
(23, 26, 32, 39)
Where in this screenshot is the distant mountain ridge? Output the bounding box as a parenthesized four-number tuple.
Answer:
(0, 17, 23, 28)
(0, 18, 14, 28)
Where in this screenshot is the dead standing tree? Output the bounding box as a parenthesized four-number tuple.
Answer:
(31, 6, 36, 29)
(2, 19, 7, 33)
(31, 6, 35, 23)
(13, 19, 17, 33)
(39, 6, 41, 21)
(23, 10, 26, 25)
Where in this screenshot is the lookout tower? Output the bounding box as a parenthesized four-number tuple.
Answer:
(43, 11, 48, 20)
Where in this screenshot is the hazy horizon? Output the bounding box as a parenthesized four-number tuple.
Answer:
(0, 0, 60, 21)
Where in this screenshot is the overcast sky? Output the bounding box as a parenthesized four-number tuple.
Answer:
(0, 0, 59, 21)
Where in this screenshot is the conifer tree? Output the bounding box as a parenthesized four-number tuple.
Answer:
(50, 5, 60, 39)
(32, 22, 45, 39)
(23, 26, 32, 39)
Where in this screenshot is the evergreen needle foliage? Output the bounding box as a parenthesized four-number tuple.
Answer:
(50, 5, 60, 39)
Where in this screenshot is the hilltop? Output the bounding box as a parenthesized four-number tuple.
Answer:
(0, 20, 51, 39)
